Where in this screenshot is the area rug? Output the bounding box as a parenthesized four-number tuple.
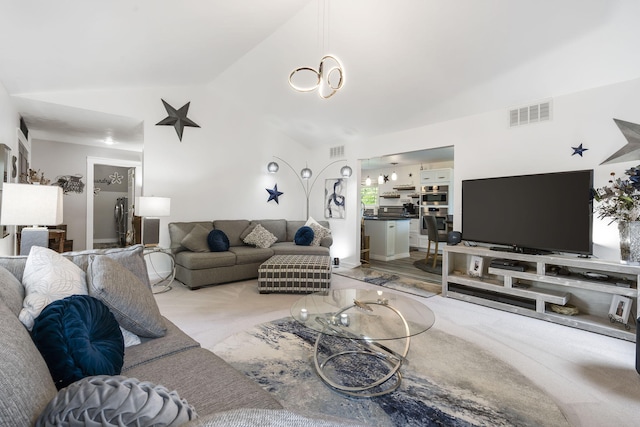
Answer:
(213, 318, 569, 427)
(333, 267, 440, 298)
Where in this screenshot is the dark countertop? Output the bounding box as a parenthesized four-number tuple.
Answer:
(363, 216, 414, 221)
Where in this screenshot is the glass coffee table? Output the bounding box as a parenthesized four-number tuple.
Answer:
(291, 288, 435, 397)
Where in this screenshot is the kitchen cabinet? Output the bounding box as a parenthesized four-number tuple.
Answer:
(420, 168, 451, 185)
(364, 219, 410, 261)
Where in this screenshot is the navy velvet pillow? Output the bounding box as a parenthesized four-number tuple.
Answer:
(31, 295, 124, 389)
(208, 229, 230, 252)
(294, 226, 315, 246)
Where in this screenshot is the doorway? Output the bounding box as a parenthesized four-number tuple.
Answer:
(86, 157, 142, 250)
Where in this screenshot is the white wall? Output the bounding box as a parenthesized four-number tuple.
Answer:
(348, 77, 640, 263)
(10, 77, 640, 267)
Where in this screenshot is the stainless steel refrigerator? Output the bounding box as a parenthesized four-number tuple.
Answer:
(114, 197, 128, 247)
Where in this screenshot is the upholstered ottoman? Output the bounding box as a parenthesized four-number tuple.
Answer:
(258, 255, 331, 293)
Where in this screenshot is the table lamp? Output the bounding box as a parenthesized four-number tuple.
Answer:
(135, 196, 170, 246)
(0, 183, 63, 255)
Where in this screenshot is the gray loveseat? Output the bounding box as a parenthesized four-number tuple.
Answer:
(169, 219, 332, 290)
(0, 244, 359, 426)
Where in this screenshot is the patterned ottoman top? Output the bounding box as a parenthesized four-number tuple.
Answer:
(260, 255, 330, 270)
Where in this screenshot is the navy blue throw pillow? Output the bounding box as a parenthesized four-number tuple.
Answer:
(208, 229, 230, 252)
(294, 226, 315, 246)
(31, 295, 124, 389)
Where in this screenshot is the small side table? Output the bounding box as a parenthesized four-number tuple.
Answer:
(143, 246, 175, 294)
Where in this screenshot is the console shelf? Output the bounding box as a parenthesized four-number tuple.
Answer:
(443, 245, 640, 341)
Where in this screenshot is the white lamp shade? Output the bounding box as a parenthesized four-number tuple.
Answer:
(1, 183, 63, 226)
(136, 196, 171, 217)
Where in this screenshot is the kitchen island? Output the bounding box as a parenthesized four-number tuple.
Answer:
(363, 218, 410, 261)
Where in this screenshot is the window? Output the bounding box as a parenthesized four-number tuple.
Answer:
(360, 186, 378, 206)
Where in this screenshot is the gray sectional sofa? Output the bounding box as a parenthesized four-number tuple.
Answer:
(0, 244, 358, 426)
(169, 219, 332, 289)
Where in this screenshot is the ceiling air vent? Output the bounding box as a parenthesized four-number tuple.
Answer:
(509, 99, 552, 128)
(330, 145, 345, 158)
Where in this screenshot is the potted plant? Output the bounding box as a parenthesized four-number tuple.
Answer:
(594, 166, 640, 264)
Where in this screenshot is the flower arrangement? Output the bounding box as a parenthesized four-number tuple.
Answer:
(594, 166, 640, 224)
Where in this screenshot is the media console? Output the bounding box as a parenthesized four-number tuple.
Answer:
(443, 245, 640, 341)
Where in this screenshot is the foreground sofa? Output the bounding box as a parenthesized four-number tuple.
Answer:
(169, 219, 332, 289)
(0, 244, 358, 426)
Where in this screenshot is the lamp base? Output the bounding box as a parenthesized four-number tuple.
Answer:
(142, 218, 160, 246)
(20, 227, 49, 256)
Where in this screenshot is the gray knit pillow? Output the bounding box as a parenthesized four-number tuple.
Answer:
(243, 224, 278, 248)
(36, 375, 198, 427)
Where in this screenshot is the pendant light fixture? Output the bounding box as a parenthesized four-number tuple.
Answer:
(378, 174, 384, 185)
(288, 0, 344, 99)
(390, 162, 398, 181)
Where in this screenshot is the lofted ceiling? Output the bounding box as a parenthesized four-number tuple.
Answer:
(1, 0, 640, 156)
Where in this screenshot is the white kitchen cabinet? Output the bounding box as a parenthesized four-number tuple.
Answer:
(365, 220, 410, 261)
(420, 168, 451, 185)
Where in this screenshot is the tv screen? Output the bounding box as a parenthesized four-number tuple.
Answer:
(462, 170, 593, 255)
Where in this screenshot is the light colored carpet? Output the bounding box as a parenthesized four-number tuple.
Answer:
(213, 317, 570, 427)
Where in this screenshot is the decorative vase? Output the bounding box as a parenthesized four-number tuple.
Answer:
(618, 221, 640, 265)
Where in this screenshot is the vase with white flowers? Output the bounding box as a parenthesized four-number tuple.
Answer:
(594, 166, 640, 264)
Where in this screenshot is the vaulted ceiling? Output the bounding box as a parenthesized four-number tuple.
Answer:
(1, 0, 639, 154)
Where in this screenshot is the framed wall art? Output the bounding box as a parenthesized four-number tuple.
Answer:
(325, 178, 346, 219)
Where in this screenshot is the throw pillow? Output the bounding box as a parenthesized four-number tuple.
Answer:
(31, 295, 124, 390)
(207, 229, 230, 252)
(87, 255, 166, 338)
(305, 217, 331, 247)
(36, 375, 198, 426)
(120, 327, 141, 348)
(19, 246, 87, 330)
(180, 224, 211, 252)
(239, 223, 257, 240)
(243, 224, 278, 249)
(294, 226, 314, 246)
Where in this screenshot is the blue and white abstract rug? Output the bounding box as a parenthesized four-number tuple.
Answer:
(213, 318, 569, 427)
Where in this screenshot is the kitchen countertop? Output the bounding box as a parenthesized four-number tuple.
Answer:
(363, 216, 415, 221)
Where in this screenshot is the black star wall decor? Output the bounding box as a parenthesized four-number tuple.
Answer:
(266, 184, 283, 204)
(156, 99, 200, 141)
(571, 143, 588, 157)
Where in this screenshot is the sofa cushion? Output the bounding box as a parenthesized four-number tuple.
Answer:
(175, 251, 236, 270)
(208, 229, 230, 252)
(64, 244, 151, 287)
(37, 375, 198, 427)
(294, 226, 314, 246)
(0, 265, 25, 316)
(19, 246, 88, 330)
(251, 219, 286, 242)
(228, 246, 274, 265)
(123, 348, 282, 416)
(243, 224, 278, 249)
(169, 222, 214, 254)
(0, 301, 58, 426)
(213, 220, 250, 247)
(271, 242, 331, 256)
(31, 295, 124, 390)
(286, 220, 331, 243)
(87, 255, 166, 338)
(122, 318, 200, 371)
(181, 224, 212, 252)
(306, 217, 332, 247)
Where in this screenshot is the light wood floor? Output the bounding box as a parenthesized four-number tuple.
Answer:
(368, 250, 441, 284)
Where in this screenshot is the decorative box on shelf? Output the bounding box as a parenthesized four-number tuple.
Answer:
(381, 192, 401, 198)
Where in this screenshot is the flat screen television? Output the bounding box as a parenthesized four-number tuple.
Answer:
(462, 169, 593, 255)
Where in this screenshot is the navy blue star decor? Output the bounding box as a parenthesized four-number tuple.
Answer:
(572, 143, 588, 157)
(266, 184, 283, 204)
(156, 99, 200, 141)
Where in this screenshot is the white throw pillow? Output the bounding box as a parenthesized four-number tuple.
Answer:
(243, 224, 278, 249)
(120, 327, 141, 348)
(305, 217, 331, 246)
(19, 246, 87, 330)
